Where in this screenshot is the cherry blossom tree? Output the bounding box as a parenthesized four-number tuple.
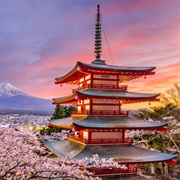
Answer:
(0, 127, 121, 180)
(128, 103, 180, 178)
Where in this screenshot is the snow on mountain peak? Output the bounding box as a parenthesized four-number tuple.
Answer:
(0, 82, 28, 97)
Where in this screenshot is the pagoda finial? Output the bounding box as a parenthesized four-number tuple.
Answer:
(95, 4, 102, 59)
(91, 4, 106, 65)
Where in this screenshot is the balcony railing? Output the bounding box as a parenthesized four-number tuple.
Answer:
(91, 110, 129, 116)
(74, 84, 128, 91)
(68, 134, 87, 144)
(71, 110, 89, 115)
(68, 134, 133, 144)
(90, 138, 133, 144)
(89, 166, 137, 176)
(71, 110, 129, 116)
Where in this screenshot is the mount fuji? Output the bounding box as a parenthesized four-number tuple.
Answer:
(0, 82, 28, 97)
(0, 82, 54, 113)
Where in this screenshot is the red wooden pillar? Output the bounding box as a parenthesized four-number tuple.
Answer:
(122, 129, 125, 142)
(117, 75, 119, 89)
(90, 99, 93, 115)
(88, 130, 91, 144)
(90, 74, 93, 88)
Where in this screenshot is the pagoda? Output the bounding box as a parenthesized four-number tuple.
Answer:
(45, 5, 176, 176)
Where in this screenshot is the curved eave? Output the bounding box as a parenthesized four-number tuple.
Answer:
(73, 116, 167, 129)
(77, 89, 160, 101)
(44, 140, 176, 164)
(48, 116, 86, 129)
(52, 92, 77, 104)
(79, 61, 156, 74)
(55, 61, 156, 84)
(55, 62, 89, 84)
(48, 117, 74, 129)
(44, 140, 86, 158)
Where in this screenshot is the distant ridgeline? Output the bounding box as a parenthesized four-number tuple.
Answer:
(0, 82, 53, 114)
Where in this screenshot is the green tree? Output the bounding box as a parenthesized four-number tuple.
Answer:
(51, 105, 76, 119)
(51, 104, 63, 119)
(40, 105, 77, 135)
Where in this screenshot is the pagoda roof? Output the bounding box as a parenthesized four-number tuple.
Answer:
(55, 61, 156, 84)
(73, 116, 167, 129)
(77, 89, 160, 99)
(52, 89, 160, 104)
(44, 140, 176, 164)
(48, 117, 74, 129)
(49, 115, 167, 130)
(49, 116, 85, 129)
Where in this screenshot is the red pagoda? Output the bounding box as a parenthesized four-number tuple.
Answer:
(45, 5, 176, 176)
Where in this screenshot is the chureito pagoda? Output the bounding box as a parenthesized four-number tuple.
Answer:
(45, 5, 176, 177)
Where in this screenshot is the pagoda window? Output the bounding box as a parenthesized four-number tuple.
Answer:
(80, 77, 84, 83)
(85, 74, 91, 80)
(77, 106, 81, 112)
(84, 99, 90, 104)
(87, 80, 91, 85)
(75, 131, 79, 136)
(78, 100, 83, 105)
(83, 131, 88, 139)
(85, 105, 90, 111)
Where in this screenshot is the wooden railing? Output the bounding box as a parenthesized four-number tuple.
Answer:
(74, 84, 128, 91)
(90, 138, 133, 144)
(71, 110, 89, 115)
(89, 166, 137, 176)
(92, 84, 128, 90)
(68, 134, 87, 144)
(71, 110, 129, 116)
(68, 134, 133, 144)
(91, 110, 129, 116)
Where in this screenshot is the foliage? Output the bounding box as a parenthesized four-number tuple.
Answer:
(51, 105, 76, 119)
(40, 126, 62, 135)
(130, 106, 180, 178)
(39, 105, 76, 135)
(161, 83, 180, 108)
(134, 103, 179, 122)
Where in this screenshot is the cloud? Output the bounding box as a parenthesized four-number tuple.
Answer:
(0, 0, 179, 100)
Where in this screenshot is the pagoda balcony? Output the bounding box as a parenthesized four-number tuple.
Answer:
(71, 110, 89, 115)
(91, 110, 129, 116)
(90, 166, 137, 176)
(76, 84, 128, 91)
(68, 134, 87, 144)
(68, 134, 133, 144)
(71, 110, 129, 116)
(90, 138, 133, 144)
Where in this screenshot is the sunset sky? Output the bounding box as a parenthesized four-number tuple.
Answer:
(0, 0, 179, 109)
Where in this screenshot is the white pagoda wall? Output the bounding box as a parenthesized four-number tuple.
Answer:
(92, 74, 117, 88)
(92, 105, 119, 111)
(91, 132, 122, 139)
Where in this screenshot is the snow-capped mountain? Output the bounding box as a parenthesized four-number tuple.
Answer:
(0, 82, 27, 97)
(0, 82, 53, 113)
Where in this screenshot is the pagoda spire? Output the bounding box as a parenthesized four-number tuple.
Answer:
(91, 4, 106, 65)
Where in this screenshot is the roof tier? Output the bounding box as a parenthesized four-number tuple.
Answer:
(49, 115, 167, 130)
(55, 61, 156, 84)
(44, 140, 176, 164)
(52, 89, 160, 104)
